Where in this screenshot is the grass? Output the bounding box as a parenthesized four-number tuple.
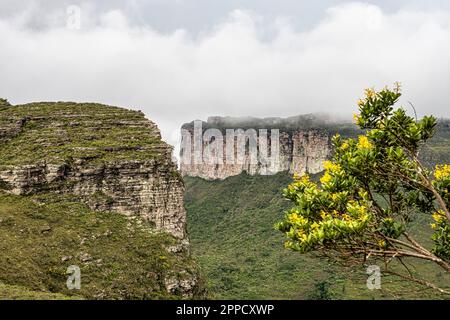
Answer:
(0, 102, 169, 166)
(0, 282, 81, 300)
(0, 191, 201, 299)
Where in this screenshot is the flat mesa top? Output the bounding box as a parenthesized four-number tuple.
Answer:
(0, 101, 169, 166)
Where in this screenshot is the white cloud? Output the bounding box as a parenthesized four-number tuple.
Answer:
(0, 2, 450, 154)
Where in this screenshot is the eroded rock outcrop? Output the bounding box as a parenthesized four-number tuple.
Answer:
(0, 101, 199, 298)
(0, 160, 187, 240)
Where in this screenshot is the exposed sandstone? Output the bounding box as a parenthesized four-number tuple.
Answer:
(180, 116, 333, 180)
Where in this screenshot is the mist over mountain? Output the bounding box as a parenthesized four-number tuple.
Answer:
(183, 113, 352, 131)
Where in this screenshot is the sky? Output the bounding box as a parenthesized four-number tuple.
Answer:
(1, 0, 450, 152)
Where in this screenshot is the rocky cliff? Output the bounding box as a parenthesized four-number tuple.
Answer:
(180, 114, 450, 181)
(0, 100, 201, 299)
(180, 115, 342, 180)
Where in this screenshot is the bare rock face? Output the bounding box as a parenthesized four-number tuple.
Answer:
(180, 116, 333, 180)
(165, 272, 200, 299)
(0, 101, 196, 297)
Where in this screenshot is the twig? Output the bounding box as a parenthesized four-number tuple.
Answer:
(386, 270, 450, 295)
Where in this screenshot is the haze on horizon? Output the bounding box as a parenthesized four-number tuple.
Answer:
(0, 0, 449, 152)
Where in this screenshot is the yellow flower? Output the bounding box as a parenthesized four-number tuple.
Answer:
(365, 88, 375, 99)
(301, 174, 311, 183)
(323, 161, 341, 173)
(320, 211, 330, 219)
(434, 164, 450, 181)
(341, 141, 349, 150)
(357, 205, 367, 216)
(320, 172, 332, 184)
(430, 223, 437, 230)
(342, 214, 351, 221)
(297, 233, 308, 242)
(289, 213, 299, 223)
(377, 240, 387, 248)
(294, 173, 311, 183)
(310, 222, 320, 230)
(357, 135, 373, 149)
(289, 213, 308, 226)
(357, 99, 365, 107)
(360, 213, 370, 222)
(353, 113, 360, 123)
(323, 160, 332, 170)
(432, 210, 444, 223)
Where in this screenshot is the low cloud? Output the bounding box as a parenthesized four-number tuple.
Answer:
(0, 2, 449, 152)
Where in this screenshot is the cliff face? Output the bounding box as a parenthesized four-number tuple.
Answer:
(0, 102, 185, 240)
(0, 101, 200, 298)
(0, 160, 186, 240)
(180, 116, 333, 180)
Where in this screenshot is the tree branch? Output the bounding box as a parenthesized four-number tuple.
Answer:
(385, 269, 450, 295)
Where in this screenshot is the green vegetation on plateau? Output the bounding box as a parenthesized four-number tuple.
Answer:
(0, 101, 166, 166)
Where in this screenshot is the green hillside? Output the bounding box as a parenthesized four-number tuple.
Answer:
(185, 173, 449, 299)
(0, 191, 200, 299)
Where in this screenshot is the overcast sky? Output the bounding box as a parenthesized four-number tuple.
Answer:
(1, 0, 450, 152)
